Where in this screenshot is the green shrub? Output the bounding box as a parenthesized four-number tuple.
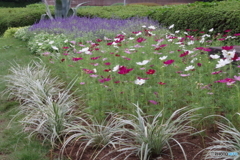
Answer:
(149, 1, 240, 35)
(3, 27, 23, 38)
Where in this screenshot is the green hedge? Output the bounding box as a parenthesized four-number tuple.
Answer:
(149, 1, 240, 35)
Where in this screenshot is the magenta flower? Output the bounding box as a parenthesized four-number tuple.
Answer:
(158, 82, 166, 85)
(98, 78, 111, 83)
(83, 69, 94, 74)
(211, 71, 222, 75)
(234, 33, 240, 36)
(179, 51, 189, 57)
(224, 29, 232, 32)
(222, 46, 234, 51)
(146, 69, 155, 74)
(136, 37, 146, 43)
(215, 78, 236, 85)
(149, 100, 158, 105)
(104, 62, 111, 65)
(72, 57, 83, 61)
(118, 66, 133, 74)
(91, 56, 101, 60)
(163, 59, 175, 65)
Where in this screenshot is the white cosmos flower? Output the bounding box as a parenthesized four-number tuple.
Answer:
(129, 37, 134, 40)
(49, 41, 54, 44)
(148, 25, 156, 30)
(169, 24, 174, 29)
(200, 38, 205, 43)
(222, 49, 236, 60)
(64, 39, 68, 43)
(159, 56, 168, 60)
(112, 65, 120, 72)
(175, 30, 180, 33)
(216, 59, 232, 68)
(136, 32, 142, 36)
(142, 25, 146, 28)
(134, 79, 146, 85)
(52, 46, 59, 51)
(185, 65, 195, 71)
(136, 60, 150, 65)
(209, 28, 214, 32)
(210, 54, 220, 59)
(93, 68, 97, 73)
(190, 58, 198, 63)
(187, 41, 194, 45)
(202, 34, 211, 38)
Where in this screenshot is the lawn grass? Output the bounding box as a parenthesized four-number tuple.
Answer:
(0, 37, 50, 160)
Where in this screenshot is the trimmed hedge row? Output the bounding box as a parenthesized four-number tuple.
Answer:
(149, 1, 240, 35)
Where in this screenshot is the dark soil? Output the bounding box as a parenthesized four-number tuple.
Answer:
(52, 127, 219, 160)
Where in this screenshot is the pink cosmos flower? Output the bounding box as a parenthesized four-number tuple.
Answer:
(118, 66, 133, 74)
(91, 56, 101, 60)
(215, 78, 236, 85)
(234, 76, 240, 81)
(158, 82, 166, 85)
(222, 46, 234, 51)
(72, 57, 83, 61)
(62, 47, 69, 49)
(98, 78, 111, 83)
(136, 37, 146, 43)
(83, 69, 94, 74)
(218, 38, 226, 41)
(179, 51, 189, 57)
(90, 74, 98, 78)
(224, 29, 232, 32)
(80, 82, 85, 85)
(104, 62, 111, 65)
(163, 59, 175, 65)
(180, 74, 190, 77)
(146, 69, 155, 74)
(211, 71, 222, 75)
(234, 33, 240, 36)
(149, 100, 158, 105)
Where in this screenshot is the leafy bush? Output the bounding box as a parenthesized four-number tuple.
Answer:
(0, 7, 46, 35)
(3, 27, 22, 38)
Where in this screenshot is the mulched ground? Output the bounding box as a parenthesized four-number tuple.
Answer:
(51, 126, 219, 160)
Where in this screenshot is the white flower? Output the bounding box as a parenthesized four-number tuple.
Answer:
(210, 54, 220, 59)
(209, 28, 214, 32)
(159, 56, 168, 60)
(112, 65, 120, 72)
(148, 31, 155, 36)
(64, 39, 68, 43)
(136, 32, 142, 36)
(202, 34, 211, 38)
(93, 68, 97, 73)
(185, 65, 195, 71)
(38, 43, 43, 46)
(222, 49, 236, 60)
(200, 38, 205, 43)
(136, 60, 150, 65)
(142, 25, 146, 28)
(175, 30, 180, 33)
(169, 24, 174, 29)
(190, 58, 198, 63)
(129, 37, 134, 40)
(121, 31, 126, 35)
(184, 32, 188, 35)
(49, 41, 54, 44)
(134, 79, 146, 85)
(51, 46, 59, 51)
(148, 25, 156, 30)
(187, 41, 194, 45)
(216, 59, 232, 68)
